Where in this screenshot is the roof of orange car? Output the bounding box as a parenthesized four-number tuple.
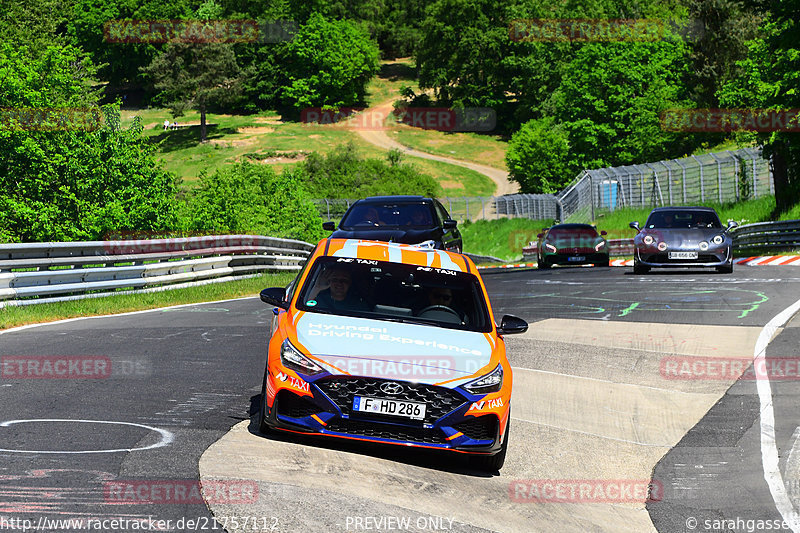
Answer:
(318, 238, 474, 273)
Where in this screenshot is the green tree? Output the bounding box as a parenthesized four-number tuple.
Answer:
(506, 118, 576, 193)
(545, 38, 696, 170)
(142, 41, 241, 141)
(0, 43, 180, 242)
(0, 0, 75, 54)
(68, 0, 194, 91)
(719, 0, 800, 212)
(687, 0, 761, 107)
(277, 13, 379, 110)
(184, 162, 325, 243)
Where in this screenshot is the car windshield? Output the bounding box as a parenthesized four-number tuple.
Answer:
(296, 257, 492, 332)
(645, 210, 722, 229)
(340, 202, 435, 229)
(546, 227, 601, 247)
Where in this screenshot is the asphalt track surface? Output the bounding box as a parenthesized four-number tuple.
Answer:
(2, 266, 800, 532)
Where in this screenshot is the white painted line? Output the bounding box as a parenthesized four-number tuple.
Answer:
(514, 366, 701, 395)
(755, 297, 800, 531)
(511, 416, 672, 448)
(0, 419, 174, 454)
(0, 296, 258, 335)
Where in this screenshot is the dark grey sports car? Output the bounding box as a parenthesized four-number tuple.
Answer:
(629, 207, 738, 274)
(323, 196, 462, 253)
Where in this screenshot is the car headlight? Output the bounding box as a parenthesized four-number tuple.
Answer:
(712, 235, 724, 245)
(643, 235, 654, 246)
(699, 241, 709, 251)
(657, 241, 668, 251)
(545, 243, 557, 253)
(463, 364, 503, 395)
(595, 241, 606, 251)
(280, 339, 324, 375)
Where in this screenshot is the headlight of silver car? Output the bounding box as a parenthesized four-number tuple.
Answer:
(280, 339, 324, 375)
(464, 364, 503, 394)
(712, 235, 724, 245)
(643, 235, 654, 246)
(699, 241, 709, 251)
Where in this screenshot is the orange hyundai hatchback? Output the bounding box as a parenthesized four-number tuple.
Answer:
(257, 238, 527, 471)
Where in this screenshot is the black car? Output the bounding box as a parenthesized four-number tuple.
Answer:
(630, 206, 738, 274)
(323, 196, 463, 252)
(536, 223, 609, 268)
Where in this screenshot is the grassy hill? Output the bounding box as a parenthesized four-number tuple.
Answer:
(119, 58, 498, 197)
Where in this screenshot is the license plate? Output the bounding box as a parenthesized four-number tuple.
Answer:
(567, 256, 586, 262)
(668, 251, 698, 260)
(353, 396, 426, 420)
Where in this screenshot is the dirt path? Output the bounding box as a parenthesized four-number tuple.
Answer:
(353, 100, 519, 197)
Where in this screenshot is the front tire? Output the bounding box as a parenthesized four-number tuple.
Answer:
(716, 262, 734, 274)
(633, 260, 650, 274)
(538, 257, 551, 269)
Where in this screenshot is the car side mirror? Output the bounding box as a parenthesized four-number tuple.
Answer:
(600, 230, 607, 236)
(727, 220, 739, 231)
(629, 221, 640, 231)
(322, 221, 336, 231)
(443, 219, 457, 230)
(497, 315, 528, 335)
(260, 287, 289, 310)
(536, 233, 543, 239)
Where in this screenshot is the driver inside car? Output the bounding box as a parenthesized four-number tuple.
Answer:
(311, 266, 370, 312)
(415, 286, 468, 325)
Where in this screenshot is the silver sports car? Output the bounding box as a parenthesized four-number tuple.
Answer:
(629, 207, 738, 274)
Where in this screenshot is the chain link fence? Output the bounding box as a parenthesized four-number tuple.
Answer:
(312, 147, 774, 223)
(557, 147, 772, 222)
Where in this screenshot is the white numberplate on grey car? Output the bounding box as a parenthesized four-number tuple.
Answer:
(353, 396, 426, 420)
(668, 251, 698, 259)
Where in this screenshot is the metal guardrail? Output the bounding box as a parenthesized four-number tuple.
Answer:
(733, 219, 800, 250)
(0, 235, 314, 307)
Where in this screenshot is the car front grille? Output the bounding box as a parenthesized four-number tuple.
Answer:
(324, 419, 446, 444)
(554, 247, 595, 254)
(454, 416, 498, 441)
(316, 377, 467, 424)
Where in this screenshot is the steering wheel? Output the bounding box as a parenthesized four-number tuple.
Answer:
(416, 305, 461, 320)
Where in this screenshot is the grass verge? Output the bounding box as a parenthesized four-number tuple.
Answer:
(0, 271, 296, 331)
(461, 218, 555, 261)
